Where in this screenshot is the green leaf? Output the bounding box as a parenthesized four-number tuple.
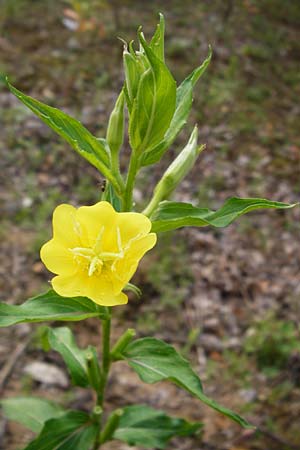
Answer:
(24, 410, 98, 450)
(151, 197, 298, 232)
(122, 338, 253, 428)
(141, 47, 212, 166)
(128, 32, 176, 154)
(48, 327, 90, 387)
(1, 397, 64, 433)
(0, 290, 107, 328)
(150, 13, 165, 61)
(3, 77, 121, 191)
(113, 404, 202, 449)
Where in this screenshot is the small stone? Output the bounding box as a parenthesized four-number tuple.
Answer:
(225, 337, 241, 350)
(133, 188, 143, 203)
(21, 197, 33, 208)
(203, 317, 220, 332)
(24, 361, 68, 388)
(239, 389, 257, 403)
(199, 333, 224, 352)
(15, 323, 31, 337)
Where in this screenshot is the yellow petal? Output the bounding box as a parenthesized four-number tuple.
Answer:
(126, 232, 157, 260)
(90, 290, 128, 307)
(111, 233, 157, 292)
(116, 212, 152, 245)
(43, 201, 157, 308)
(76, 201, 117, 249)
(52, 273, 128, 306)
(52, 272, 89, 298)
(52, 204, 83, 248)
(40, 239, 77, 275)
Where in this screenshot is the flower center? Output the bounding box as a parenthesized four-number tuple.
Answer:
(69, 226, 124, 276)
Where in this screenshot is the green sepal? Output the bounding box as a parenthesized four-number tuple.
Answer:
(0, 397, 65, 433)
(0, 290, 107, 328)
(112, 404, 202, 449)
(48, 327, 91, 388)
(23, 410, 98, 450)
(150, 197, 298, 232)
(122, 337, 253, 428)
(124, 282, 142, 298)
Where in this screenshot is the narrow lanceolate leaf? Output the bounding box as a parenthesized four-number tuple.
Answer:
(112, 405, 202, 449)
(24, 411, 98, 450)
(122, 338, 253, 428)
(129, 32, 176, 154)
(150, 13, 165, 61)
(48, 327, 90, 387)
(0, 290, 107, 328)
(141, 47, 212, 166)
(151, 197, 298, 233)
(2, 77, 121, 190)
(1, 397, 65, 433)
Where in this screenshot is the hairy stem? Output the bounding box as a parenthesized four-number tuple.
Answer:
(94, 311, 112, 449)
(123, 153, 139, 211)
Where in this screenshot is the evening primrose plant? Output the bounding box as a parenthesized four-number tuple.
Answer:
(0, 14, 297, 450)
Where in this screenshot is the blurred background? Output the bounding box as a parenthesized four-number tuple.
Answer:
(0, 1, 300, 449)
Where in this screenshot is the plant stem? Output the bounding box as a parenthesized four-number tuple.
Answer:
(142, 192, 161, 217)
(94, 311, 112, 449)
(123, 153, 139, 211)
(100, 316, 111, 398)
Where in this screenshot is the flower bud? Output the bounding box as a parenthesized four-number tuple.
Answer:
(123, 45, 140, 107)
(143, 126, 205, 217)
(106, 90, 125, 159)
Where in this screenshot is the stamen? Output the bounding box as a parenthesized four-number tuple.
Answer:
(88, 256, 103, 276)
(69, 225, 126, 276)
(70, 247, 94, 259)
(100, 251, 124, 260)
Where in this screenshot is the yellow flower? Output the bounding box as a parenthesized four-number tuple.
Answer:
(40, 201, 157, 306)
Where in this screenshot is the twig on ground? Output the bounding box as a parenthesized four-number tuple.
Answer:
(0, 336, 31, 393)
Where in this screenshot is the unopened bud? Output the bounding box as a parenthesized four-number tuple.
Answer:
(143, 126, 205, 217)
(159, 126, 204, 197)
(123, 46, 139, 105)
(106, 90, 125, 159)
